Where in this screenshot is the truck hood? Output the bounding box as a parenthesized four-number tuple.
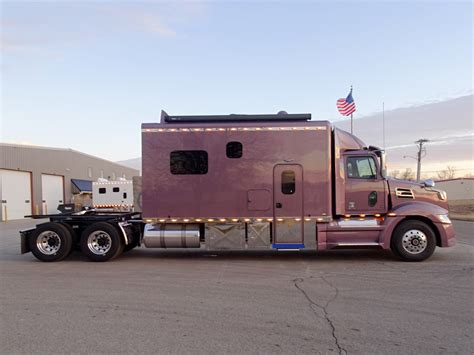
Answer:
(387, 178, 449, 211)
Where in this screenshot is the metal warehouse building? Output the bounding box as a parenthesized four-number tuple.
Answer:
(0, 143, 139, 220)
(435, 178, 474, 201)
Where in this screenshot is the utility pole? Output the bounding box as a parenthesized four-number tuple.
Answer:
(415, 138, 429, 182)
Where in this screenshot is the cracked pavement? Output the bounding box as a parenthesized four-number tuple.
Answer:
(1, 220, 473, 354)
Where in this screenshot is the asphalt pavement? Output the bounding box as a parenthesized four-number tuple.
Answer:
(1, 219, 472, 354)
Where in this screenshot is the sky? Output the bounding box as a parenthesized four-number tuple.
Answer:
(1, 1, 473, 162)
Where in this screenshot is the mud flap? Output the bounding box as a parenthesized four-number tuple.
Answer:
(20, 229, 34, 254)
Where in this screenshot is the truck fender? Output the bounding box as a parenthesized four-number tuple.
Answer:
(380, 202, 449, 249)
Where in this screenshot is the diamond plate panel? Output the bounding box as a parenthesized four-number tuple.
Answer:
(247, 222, 271, 249)
(206, 223, 245, 250)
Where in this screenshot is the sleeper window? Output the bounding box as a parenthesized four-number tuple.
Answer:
(226, 142, 243, 158)
(346, 156, 377, 179)
(98, 188, 106, 194)
(113, 187, 120, 192)
(170, 150, 208, 175)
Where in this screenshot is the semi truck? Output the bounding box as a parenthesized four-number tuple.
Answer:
(20, 111, 455, 262)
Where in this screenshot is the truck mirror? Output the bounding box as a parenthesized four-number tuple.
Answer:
(423, 179, 435, 188)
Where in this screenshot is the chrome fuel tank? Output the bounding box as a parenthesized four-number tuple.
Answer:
(143, 223, 201, 248)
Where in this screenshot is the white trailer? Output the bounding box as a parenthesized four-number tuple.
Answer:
(92, 179, 134, 211)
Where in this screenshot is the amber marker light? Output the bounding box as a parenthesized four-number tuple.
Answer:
(232, 218, 239, 222)
(374, 214, 381, 217)
(344, 214, 351, 218)
(195, 218, 202, 222)
(183, 219, 189, 222)
(244, 218, 250, 222)
(305, 218, 311, 221)
(171, 219, 177, 222)
(207, 218, 214, 222)
(159, 219, 166, 222)
(387, 212, 397, 217)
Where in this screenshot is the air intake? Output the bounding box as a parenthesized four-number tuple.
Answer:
(395, 188, 415, 199)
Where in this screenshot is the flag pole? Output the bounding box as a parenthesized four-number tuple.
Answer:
(350, 85, 353, 134)
(382, 102, 386, 149)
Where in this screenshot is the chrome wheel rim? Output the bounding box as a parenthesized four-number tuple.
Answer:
(402, 229, 428, 254)
(37, 231, 61, 255)
(87, 231, 112, 255)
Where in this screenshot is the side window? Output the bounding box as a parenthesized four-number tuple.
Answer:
(346, 156, 377, 179)
(113, 187, 120, 192)
(98, 188, 106, 194)
(281, 170, 296, 194)
(170, 150, 208, 175)
(226, 142, 243, 158)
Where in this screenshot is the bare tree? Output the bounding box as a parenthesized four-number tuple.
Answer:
(389, 169, 401, 179)
(401, 168, 415, 181)
(437, 166, 456, 180)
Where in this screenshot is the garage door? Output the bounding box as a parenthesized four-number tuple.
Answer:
(0, 169, 32, 220)
(41, 174, 64, 215)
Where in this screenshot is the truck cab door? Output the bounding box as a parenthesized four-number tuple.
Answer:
(344, 154, 387, 215)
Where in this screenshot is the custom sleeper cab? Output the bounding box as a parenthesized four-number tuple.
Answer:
(20, 111, 455, 262)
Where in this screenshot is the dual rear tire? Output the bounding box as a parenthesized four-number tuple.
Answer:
(80, 222, 124, 262)
(29, 222, 124, 262)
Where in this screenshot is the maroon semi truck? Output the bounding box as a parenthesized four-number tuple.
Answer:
(20, 111, 455, 262)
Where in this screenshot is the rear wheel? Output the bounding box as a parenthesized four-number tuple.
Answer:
(80, 222, 124, 262)
(29, 222, 73, 262)
(391, 220, 436, 262)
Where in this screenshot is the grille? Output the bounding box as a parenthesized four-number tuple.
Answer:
(395, 188, 415, 199)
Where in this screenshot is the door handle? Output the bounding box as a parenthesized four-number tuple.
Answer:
(276, 202, 282, 208)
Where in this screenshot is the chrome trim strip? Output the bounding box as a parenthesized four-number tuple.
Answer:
(336, 219, 379, 228)
(335, 242, 380, 246)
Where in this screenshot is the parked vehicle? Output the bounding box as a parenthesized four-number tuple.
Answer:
(92, 178, 134, 211)
(20, 111, 455, 262)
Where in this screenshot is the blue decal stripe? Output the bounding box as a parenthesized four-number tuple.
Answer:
(272, 243, 305, 249)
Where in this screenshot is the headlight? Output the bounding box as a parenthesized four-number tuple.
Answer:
(437, 214, 451, 224)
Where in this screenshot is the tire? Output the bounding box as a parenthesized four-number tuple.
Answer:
(391, 220, 436, 262)
(80, 222, 124, 262)
(59, 222, 78, 255)
(29, 222, 73, 262)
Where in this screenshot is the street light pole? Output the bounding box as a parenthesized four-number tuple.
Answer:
(415, 138, 429, 182)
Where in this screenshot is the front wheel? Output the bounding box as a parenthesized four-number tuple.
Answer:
(80, 222, 124, 262)
(391, 220, 436, 262)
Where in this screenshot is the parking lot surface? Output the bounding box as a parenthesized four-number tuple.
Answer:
(1, 219, 472, 354)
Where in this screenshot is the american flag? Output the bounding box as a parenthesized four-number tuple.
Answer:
(337, 89, 356, 116)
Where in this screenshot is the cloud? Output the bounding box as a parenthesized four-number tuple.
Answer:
(138, 14, 177, 37)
